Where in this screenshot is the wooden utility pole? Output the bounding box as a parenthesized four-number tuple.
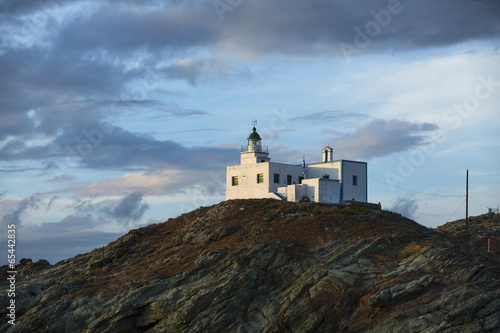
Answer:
(465, 169, 469, 242)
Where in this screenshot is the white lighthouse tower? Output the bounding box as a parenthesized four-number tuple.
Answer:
(240, 123, 270, 165)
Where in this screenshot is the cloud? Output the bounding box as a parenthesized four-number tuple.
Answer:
(66, 126, 237, 171)
(46, 174, 76, 183)
(2, 1, 498, 96)
(333, 119, 439, 160)
(390, 194, 419, 219)
(25, 214, 105, 235)
(211, 0, 500, 57)
(290, 110, 370, 126)
(12, 230, 123, 264)
(10, 213, 123, 264)
(83, 170, 194, 196)
(101, 191, 149, 223)
(0, 0, 497, 171)
(1, 193, 42, 227)
(46, 195, 58, 210)
(0, 114, 237, 172)
(160, 56, 251, 85)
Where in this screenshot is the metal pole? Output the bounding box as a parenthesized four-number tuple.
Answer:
(466, 169, 469, 242)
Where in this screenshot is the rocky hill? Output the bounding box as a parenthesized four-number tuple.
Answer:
(437, 212, 500, 258)
(1, 199, 499, 332)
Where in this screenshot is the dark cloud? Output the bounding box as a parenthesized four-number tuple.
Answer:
(101, 192, 149, 223)
(1, 0, 498, 156)
(290, 111, 369, 125)
(11, 230, 123, 264)
(0, 99, 235, 172)
(3, 216, 124, 264)
(0, 167, 42, 173)
(0, 0, 44, 15)
(46, 195, 58, 210)
(0, 50, 134, 140)
(2, 0, 497, 97)
(333, 119, 438, 160)
(1, 193, 42, 227)
(30, 214, 103, 234)
(46, 174, 76, 183)
(71, 197, 96, 214)
(390, 194, 419, 219)
(53, 3, 220, 55)
(57, 125, 237, 171)
(0, 201, 146, 264)
(107, 100, 208, 119)
(159, 57, 251, 85)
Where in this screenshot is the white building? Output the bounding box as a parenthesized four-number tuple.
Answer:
(226, 125, 367, 203)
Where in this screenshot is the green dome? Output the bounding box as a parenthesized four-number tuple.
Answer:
(248, 127, 262, 140)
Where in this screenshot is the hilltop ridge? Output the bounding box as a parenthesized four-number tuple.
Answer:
(1, 199, 500, 332)
(437, 211, 500, 258)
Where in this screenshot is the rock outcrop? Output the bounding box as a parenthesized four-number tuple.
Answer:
(1, 199, 499, 332)
(437, 212, 500, 258)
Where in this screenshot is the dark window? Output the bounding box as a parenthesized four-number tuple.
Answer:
(322, 174, 330, 179)
(353, 175, 358, 186)
(261, 159, 266, 163)
(274, 174, 280, 184)
(232, 176, 238, 186)
(287, 175, 292, 185)
(299, 176, 304, 184)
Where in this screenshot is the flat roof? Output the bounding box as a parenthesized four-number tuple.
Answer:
(306, 159, 367, 166)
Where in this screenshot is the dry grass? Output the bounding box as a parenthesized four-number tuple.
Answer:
(398, 243, 425, 260)
(71, 199, 430, 297)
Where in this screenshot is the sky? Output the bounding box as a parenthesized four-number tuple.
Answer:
(1, 0, 499, 264)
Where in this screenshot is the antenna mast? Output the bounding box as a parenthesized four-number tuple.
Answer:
(465, 169, 469, 242)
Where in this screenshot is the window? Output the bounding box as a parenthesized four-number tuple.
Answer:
(287, 175, 292, 185)
(232, 176, 238, 186)
(261, 159, 266, 163)
(322, 174, 330, 179)
(353, 175, 358, 186)
(274, 173, 280, 184)
(299, 176, 304, 184)
(257, 173, 264, 184)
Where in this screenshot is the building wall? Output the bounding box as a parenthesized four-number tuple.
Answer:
(240, 151, 270, 165)
(278, 179, 339, 203)
(226, 162, 272, 200)
(301, 178, 340, 203)
(340, 161, 367, 202)
(306, 162, 341, 180)
(286, 184, 306, 202)
(318, 179, 340, 203)
(268, 162, 303, 193)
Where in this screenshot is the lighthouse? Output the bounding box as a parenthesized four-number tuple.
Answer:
(226, 122, 367, 203)
(240, 122, 270, 165)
